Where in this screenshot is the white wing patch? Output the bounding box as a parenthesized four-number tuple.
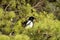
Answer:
(25, 20, 33, 29)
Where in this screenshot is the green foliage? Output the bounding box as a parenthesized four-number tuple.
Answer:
(0, 0, 60, 40)
(4, 11, 16, 19)
(0, 8, 4, 19)
(8, 11, 16, 18)
(13, 20, 23, 34)
(14, 34, 30, 40)
(10, 0, 16, 9)
(0, 35, 10, 40)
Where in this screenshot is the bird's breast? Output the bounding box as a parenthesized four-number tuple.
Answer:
(25, 21, 33, 29)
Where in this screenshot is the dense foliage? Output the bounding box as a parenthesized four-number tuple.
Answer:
(0, 0, 60, 40)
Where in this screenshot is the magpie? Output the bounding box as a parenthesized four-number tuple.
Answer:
(22, 16, 35, 29)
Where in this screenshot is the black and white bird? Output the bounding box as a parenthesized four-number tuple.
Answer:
(22, 16, 35, 29)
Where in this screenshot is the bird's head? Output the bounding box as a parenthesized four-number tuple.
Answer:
(28, 16, 35, 21)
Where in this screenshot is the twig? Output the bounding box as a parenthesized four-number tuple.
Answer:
(5, 3, 10, 11)
(33, 0, 44, 8)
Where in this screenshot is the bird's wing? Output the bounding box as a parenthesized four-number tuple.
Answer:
(26, 20, 31, 25)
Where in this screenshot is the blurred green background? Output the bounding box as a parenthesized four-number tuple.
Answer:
(0, 0, 60, 40)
